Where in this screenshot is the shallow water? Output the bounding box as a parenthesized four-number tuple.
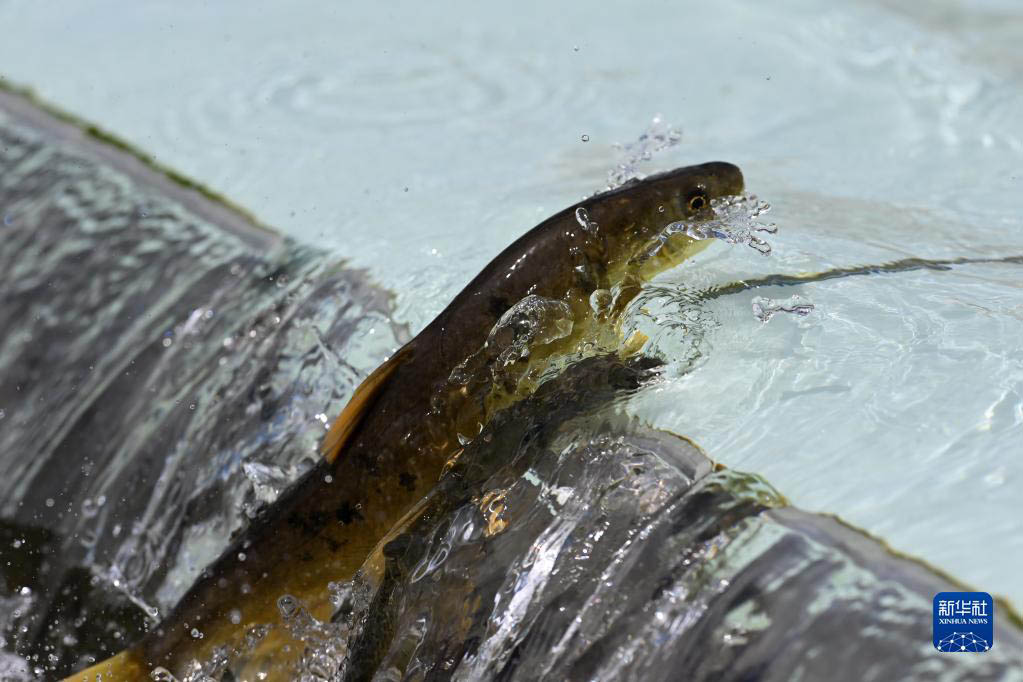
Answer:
(1, 0, 1022, 672)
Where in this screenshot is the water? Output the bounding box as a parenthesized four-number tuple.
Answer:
(0, 0, 1022, 677)
(0, 98, 1021, 678)
(130, 357, 1023, 680)
(0, 103, 404, 676)
(751, 294, 815, 322)
(662, 193, 778, 255)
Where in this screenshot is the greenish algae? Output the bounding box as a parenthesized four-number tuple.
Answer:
(0, 74, 277, 242)
(821, 511, 1023, 629)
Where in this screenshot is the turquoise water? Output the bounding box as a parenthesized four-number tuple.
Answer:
(0, 0, 1021, 612)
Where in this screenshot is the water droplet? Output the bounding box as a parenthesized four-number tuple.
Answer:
(81, 495, 106, 518)
(150, 667, 178, 682)
(607, 117, 683, 189)
(581, 134, 590, 142)
(751, 295, 814, 323)
(324, 474, 333, 483)
(327, 580, 353, 609)
(574, 207, 598, 234)
(229, 609, 242, 625)
(161, 337, 172, 348)
(245, 624, 270, 649)
(663, 193, 777, 255)
(237, 552, 247, 562)
(44, 498, 54, 508)
(589, 289, 611, 316)
(278, 594, 300, 619)
(190, 628, 203, 639)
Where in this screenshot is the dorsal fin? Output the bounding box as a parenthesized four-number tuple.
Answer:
(321, 343, 414, 463)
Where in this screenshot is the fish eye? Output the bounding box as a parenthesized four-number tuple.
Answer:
(687, 193, 707, 211)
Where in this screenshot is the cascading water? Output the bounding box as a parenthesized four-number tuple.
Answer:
(1, 92, 1021, 681)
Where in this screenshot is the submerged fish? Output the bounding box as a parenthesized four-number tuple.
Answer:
(70, 162, 745, 680)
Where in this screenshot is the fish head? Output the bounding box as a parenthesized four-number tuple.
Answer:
(587, 161, 745, 270)
(638, 161, 745, 221)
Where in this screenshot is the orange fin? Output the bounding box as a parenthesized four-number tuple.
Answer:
(321, 344, 413, 463)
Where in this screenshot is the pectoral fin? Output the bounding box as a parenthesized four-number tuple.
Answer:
(321, 343, 413, 463)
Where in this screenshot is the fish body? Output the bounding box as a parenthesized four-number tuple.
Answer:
(69, 162, 744, 680)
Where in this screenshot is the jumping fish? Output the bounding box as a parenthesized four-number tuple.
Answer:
(69, 162, 745, 680)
